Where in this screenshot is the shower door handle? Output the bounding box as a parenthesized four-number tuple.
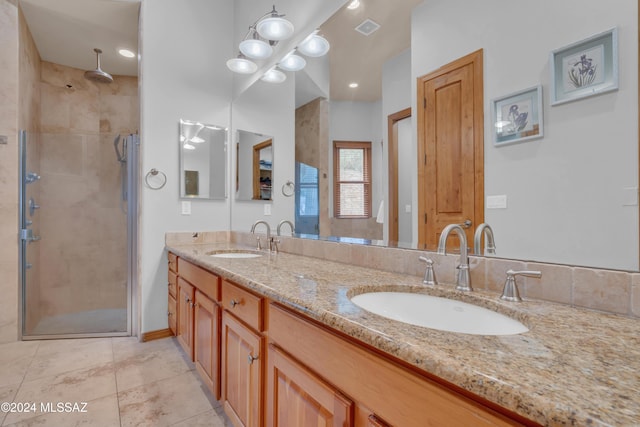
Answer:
(20, 229, 41, 243)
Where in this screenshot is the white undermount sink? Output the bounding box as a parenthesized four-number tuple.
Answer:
(209, 251, 262, 259)
(350, 292, 528, 336)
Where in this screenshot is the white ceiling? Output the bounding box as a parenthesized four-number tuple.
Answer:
(321, 0, 422, 102)
(19, 0, 420, 102)
(20, 0, 140, 77)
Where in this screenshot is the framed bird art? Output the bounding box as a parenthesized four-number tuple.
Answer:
(491, 85, 544, 146)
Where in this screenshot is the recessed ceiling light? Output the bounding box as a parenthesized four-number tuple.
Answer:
(347, 0, 360, 10)
(349, 82, 359, 88)
(118, 49, 136, 58)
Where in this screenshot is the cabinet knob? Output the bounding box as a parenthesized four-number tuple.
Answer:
(185, 296, 191, 303)
(230, 299, 240, 308)
(247, 353, 259, 365)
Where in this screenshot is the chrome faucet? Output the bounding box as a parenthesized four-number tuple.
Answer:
(437, 224, 472, 292)
(276, 220, 295, 236)
(250, 220, 271, 250)
(473, 223, 496, 255)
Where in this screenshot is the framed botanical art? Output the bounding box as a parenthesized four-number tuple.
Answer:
(492, 85, 543, 146)
(550, 28, 618, 106)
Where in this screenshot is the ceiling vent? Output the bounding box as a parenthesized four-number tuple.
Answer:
(355, 19, 380, 36)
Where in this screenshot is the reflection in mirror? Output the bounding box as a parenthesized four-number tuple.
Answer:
(236, 130, 274, 201)
(286, 0, 640, 271)
(179, 119, 227, 199)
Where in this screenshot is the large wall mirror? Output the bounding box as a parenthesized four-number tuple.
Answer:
(231, 0, 639, 272)
(236, 130, 274, 201)
(179, 119, 227, 200)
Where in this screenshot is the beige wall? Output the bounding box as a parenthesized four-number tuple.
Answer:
(0, 0, 19, 343)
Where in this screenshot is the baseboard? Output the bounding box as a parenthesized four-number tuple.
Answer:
(141, 328, 174, 342)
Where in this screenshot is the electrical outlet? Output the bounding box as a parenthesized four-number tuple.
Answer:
(264, 204, 272, 215)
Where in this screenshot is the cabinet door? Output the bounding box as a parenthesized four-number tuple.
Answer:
(194, 289, 220, 399)
(177, 278, 195, 360)
(267, 344, 353, 427)
(168, 293, 177, 335)
(221, 312, 263, 427)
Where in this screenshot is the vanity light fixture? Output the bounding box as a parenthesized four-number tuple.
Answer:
(261, 67, 286, 83)
(278, 51, 306, 71)
(226, 53, 258, 74)
(228, 5, 293, 74)
(349, 82, 359, 88)
(256, 5, 294, 41)
(239, 28, 273, 59)
(183, 143, 196, 150)
(297, 30, 330, 57)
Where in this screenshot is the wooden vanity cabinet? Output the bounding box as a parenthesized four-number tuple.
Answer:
(194, 289, 220, 398)
(177, 277, 195, 359)
(221, 280, 265, 427)
(175, 257, 222, 398)
(266, 343, 354, 427)
(167, 255, 178, 335)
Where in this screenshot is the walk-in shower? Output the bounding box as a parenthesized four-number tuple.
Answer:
(19, 130, 139, 339)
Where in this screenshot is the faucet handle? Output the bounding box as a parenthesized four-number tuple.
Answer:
(256, 236, 262, 251)
(500, 270, 542, 302)
(418, 256, 437, 286)
(270, 237, 280, 253)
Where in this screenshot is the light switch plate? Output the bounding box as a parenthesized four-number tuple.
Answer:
(487, 195, 507, 209)
(181, 201, 191, 215)
(264, 204, 272, 215)
(622, 187, 638, 206)
(405, 204, 412, 213)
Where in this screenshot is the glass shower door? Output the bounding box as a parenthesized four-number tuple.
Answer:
(20, 130, 137, 338)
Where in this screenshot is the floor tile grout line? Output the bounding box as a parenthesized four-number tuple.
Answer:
(110, 338, 124, 427)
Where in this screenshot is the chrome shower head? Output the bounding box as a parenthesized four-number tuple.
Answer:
(84, 48, 113, 84)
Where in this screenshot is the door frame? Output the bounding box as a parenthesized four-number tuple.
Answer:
(387, 108, 411, 243)
(416, 49, 484, 248)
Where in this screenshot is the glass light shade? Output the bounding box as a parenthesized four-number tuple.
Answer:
(226, 57, 258, 74)
(256, 16, 294, 41)
(190, 136, 205, 143)
(298, 33, 330, 57)
(183, 143, 196, 150)
(261, 68, 286, 83)
(239, 38, 273, 59)
(279, 53, 306, 71)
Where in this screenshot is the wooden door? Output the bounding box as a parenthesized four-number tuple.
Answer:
(266, 344, 353, 427)
(417, 49, 484, 251)
(177, 278, 194, 360)
(194, 289, 220, 399)
(222, 312, 264, 427)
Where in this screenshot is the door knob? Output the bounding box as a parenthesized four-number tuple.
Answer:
(460, 219, 472, 229)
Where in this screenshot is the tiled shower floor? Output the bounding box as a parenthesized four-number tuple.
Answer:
(30, 309, 128, 335)
(0, 336, 231, 426)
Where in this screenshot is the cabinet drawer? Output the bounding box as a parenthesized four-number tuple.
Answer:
(221, 280, 264, 332)
(168, 270, 177, 298)
(168, 252, 178, 273)
(178, 258, 220, 301)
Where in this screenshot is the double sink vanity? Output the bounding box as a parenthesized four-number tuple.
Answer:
(165, 231, 640, 427)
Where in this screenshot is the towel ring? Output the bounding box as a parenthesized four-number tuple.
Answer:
(282, 180, 295, 197)
(145, 168, 167, 190)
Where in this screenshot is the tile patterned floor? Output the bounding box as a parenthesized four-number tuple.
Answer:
(0, 337, 231, 426)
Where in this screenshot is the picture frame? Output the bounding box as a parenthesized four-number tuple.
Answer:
(492, 85, 543, 146)
(550, 27, 618, 106)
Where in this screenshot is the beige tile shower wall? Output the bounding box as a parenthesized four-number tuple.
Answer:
(38, 62, 138, 319)
(295, 98, 329, 235)
(18, 5, 42, 334)
(0, 0, 19, 343)
(230, 231, 640, 318)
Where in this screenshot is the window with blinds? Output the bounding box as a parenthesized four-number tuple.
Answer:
(333, 141, 372, 218)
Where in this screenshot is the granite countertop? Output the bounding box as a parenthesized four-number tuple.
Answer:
(167, 242, 640, 426)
